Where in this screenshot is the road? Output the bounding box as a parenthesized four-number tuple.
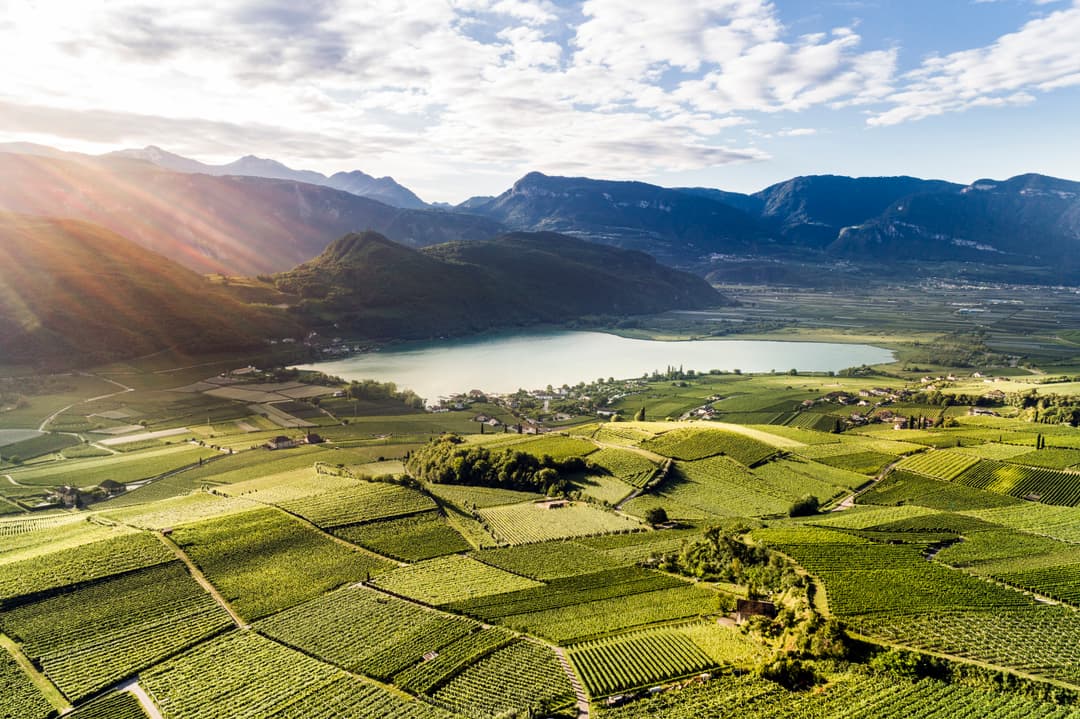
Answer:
(37, 375, 135, 432)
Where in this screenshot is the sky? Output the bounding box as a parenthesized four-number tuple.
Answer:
(1, 0, 1078, 203)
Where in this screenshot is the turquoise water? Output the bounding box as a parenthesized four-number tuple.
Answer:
(299, 331, 894, 402)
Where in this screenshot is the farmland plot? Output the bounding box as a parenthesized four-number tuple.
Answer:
(373, 555, 542, 605)
(172, 507, 392, 620)
(257, 584, 479, 679)
(478, 501, 642, 544)
(2, 562, 231, 701)
(568, 627, 715, 696)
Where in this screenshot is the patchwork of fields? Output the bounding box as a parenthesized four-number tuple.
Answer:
(2, 363, 1080, 718)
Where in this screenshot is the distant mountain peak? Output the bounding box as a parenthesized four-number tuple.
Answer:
(101, 146, 428, 208)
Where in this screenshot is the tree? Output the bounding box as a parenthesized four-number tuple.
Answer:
(644, 507, 668, 526)
(634, 406, 646, 421)
(788, 495, 820, 517)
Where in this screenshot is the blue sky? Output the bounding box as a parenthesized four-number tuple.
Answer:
(0, 0, 1077, 201)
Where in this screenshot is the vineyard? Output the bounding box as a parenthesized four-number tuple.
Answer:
(595, 670, 1080, 719)
(659, 457, 793, 517)
(373, 555, 542, 605)
(587, 447, 658, 487)
(896, 451, 982, 480)
(1007, 447, 1080, 469)
(68, 692, 150, 719)
(425, 484, 543, 509)
(430, 640, 574, 718)
(512, 435, 598, 460)
(0, 530, 174, 604)
(953, 460, 1080, 506)
(856, 607, 1080, 687)
(257, 584, 479, 680)
(858, 470, 1021, 511)
(643, 428, 777, 466)
(472, 540, 621, 580)
(813, 450, 896, 475)
(101, 492, 259, 530)
(0, 648, 52, 719)
(334, 510, 471, 561)
(568, 627, 715, 696)
(962, 503, 1080, 542)
(477, 501, 642, 544)
(172, 507, 392, 619)
(0, 513, 84, 538)
(276, 481, 436, 528)
(1, 562, 231, 700)
(4, 360, 1080, 718)
(764, 533, 1037, 615)
(140, 631, 454, 719)
(393, 626, 516, 695)
(491, 585, 720, 644)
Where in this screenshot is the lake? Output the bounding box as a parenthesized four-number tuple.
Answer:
(298, 331, 894, 402)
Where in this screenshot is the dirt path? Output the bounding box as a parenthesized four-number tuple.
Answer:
(3, 473, 18, 486)
(113, 678, 165, 719)
(615, 458, 671, 511)
(552, 646, 590, 719)
(0, 633, 71, 713)
(38, 375, 134, 432)
(155, 533, 249, 629)
(830, 456, 907, 511)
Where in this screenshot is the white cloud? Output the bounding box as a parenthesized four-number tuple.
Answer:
(870, 1, 1080, 126)
(9, 0, 1069, 199)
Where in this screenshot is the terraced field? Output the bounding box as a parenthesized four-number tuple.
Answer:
(569, 627, 715, 696)
(171, 507, 393, 619)
(643, 427, 777, 466)
(478, 500, 642, 544)
(1, 562, 231, 700)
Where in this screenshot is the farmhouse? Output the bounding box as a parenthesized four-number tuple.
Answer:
(266, 436, 297, 450)
(735, 598, 777, 623)
(98, 479, 125, 496)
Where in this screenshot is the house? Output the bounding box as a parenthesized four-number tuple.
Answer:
(266, 436, 297, 450)
(735, 598, 777, 622)
(98, 479, 125, 496)
(304, 433, 325, 445)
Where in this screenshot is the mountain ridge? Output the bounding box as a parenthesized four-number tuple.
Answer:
(274, 230, 730, 340)
(106, 146, 428, 209)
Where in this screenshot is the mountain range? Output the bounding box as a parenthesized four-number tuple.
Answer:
(106, 146, 428, 209)
(1, 142, 1078, 282)
(0, 151, 500, 275)
(0, 212, 724, 365)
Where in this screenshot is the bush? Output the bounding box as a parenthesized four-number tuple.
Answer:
(644, 507, 668, 526)
(788, 495, 820, 517)
(757, 656, 819, 691)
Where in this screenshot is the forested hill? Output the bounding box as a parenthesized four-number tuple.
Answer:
(274, 230, 730, 339)
(0, 214, 295, 365)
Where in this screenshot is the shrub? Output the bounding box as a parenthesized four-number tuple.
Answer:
(788, 495, 820, 517)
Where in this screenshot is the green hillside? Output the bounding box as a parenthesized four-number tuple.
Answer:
(276, 230, 730, 339)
